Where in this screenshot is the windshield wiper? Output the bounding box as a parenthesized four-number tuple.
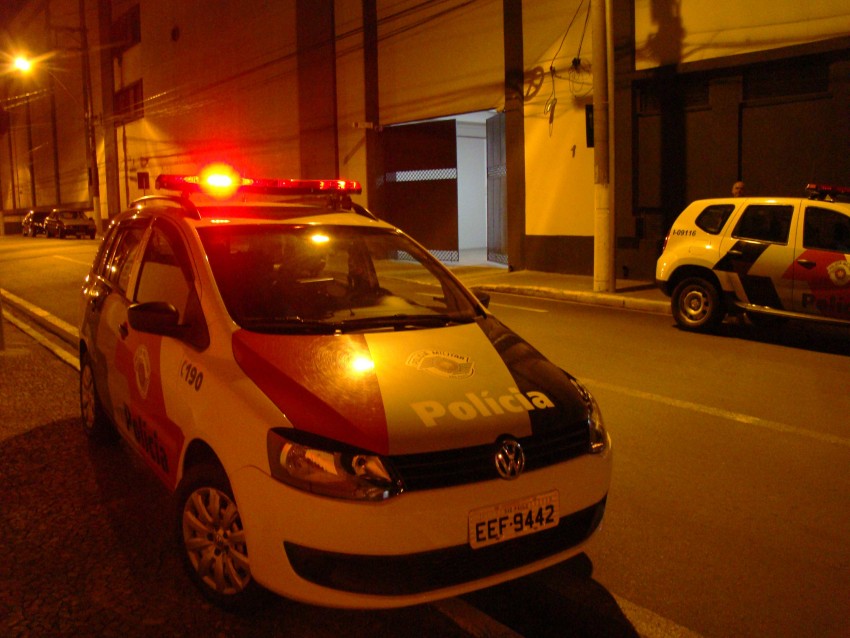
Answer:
(241, 317, 337, 334)
(335, 314, 472, 332)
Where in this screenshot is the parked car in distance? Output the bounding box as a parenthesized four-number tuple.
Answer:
(44, 209, 96, 239)
(21, 210, 49, 237)
(656, 183, 850, 331)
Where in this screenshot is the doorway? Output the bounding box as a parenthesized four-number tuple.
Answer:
(374, 110, 507, 266)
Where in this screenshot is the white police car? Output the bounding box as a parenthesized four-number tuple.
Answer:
(656, 184, 850, 332)
(78, 166, 612, 609)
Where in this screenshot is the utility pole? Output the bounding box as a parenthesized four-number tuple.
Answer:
(592, 0, 615, 292)
(79, 0, 103, 234)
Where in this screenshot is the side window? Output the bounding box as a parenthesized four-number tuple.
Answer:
(732, 205, 793, 244)
(105, 223, 148, 294)
(134, 221, 193, 317)
(803, 206, 850, 252)
(695, 204, 734, 234)
(134, 219, 209, 349)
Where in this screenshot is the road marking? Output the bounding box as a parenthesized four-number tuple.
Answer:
(0, 288, 77, 341)
(613, 594, 705, 638)
(2, 310, 79, 371)
(53, 254, 94, 266)
(586, 379, 850, 449)
(433, 598, 523, 637)
(490, 301, 547, 313)
(435, 593, 704, 638)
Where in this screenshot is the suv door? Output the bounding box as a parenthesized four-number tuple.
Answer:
(791, 205, 850, 321)
(714, 202, 798, 311)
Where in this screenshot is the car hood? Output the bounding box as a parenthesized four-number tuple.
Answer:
(232, 317, 589, 455)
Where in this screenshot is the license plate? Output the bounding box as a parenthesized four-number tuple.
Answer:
(468, 490, 559, 549)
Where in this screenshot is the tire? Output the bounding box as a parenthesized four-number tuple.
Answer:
(176, 463, 261, 609)
(80, 352, 117, 442)
(671, 276, 724, 332)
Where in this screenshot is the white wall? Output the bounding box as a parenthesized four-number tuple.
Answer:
(456, 121, 487, 250)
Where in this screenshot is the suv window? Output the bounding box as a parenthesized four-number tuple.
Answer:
(803, 206, 850, 253)
(732, 205, 793, 244)
(695, 204, 734, 234)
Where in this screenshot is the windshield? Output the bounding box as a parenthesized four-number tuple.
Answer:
(198, 224, 480, 333)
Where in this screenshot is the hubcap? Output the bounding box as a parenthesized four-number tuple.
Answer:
(681, 287, 709, 323)
(183, 486, 251, 596)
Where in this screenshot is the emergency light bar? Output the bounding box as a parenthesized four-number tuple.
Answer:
(806, 183, 850, 201)
(155, 173, 362, 197)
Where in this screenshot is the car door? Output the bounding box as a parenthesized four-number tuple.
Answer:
(119, 218, 208, 487)
(87, 218, 150, 443)
(714, 201, 798, 311)
(789, 204, 850, 320)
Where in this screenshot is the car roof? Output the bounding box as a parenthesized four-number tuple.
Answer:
(120, 198, 396, 232)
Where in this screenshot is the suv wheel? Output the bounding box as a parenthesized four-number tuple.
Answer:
(176, 463, 260, 609)
(671, 276, 723, 332)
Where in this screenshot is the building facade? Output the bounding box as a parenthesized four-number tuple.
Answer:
(2, 0, 849, 278)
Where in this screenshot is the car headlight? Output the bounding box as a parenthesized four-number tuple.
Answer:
(569, 378, 609, 454)
(267, 429, 403, 501)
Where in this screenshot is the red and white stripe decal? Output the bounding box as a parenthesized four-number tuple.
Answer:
(232, 331, 390, 454)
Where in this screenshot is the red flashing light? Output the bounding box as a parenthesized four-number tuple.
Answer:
(806, 183, 850, 201)
(155, 168, 362, 198)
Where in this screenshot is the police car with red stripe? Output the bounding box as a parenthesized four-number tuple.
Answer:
(78, 165, 612, 609)
(656, 184, 850, 331)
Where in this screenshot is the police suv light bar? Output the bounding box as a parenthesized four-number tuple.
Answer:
(155, 172, 362, 197)
(806, 183, 850, 201)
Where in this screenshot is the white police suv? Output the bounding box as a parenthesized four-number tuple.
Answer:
(78, 165, 612, 609)
(656, 184, 850, 332)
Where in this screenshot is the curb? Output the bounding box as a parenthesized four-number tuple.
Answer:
(472, 284, 671, 315)
(0, 288, 78, 346)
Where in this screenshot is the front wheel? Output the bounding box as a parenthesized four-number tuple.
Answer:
(671, 276, 724, 332)
(176, 463, 261, 610)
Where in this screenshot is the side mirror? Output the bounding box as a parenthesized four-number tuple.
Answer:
(472, 289, 491, 309)
(128, 301, 184, 337)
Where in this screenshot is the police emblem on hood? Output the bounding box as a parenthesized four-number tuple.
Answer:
(406, 349, 474, 379)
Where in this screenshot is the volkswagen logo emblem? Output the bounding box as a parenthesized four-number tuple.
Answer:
(494, 438, 525, 480)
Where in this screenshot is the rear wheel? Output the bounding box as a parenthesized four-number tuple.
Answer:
(80, 352, 117, 442)
(671, 276, 724, 332)
(176, 463, 261, 609)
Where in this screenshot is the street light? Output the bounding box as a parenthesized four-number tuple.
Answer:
(9, 39, 103, 235)
(13, 57, 32, 73)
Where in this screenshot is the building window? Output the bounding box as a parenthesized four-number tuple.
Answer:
(115, 80, 144, 122)
(111, 4, 141, 54)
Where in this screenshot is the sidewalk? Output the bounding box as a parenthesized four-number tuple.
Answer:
(446, 265, 670, 315)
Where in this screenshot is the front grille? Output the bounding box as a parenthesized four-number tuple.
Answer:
(389, 426, 590, 492)
(284, 497, 606, 596)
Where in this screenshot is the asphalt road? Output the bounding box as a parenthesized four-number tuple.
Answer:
(2, 235, 849, 637)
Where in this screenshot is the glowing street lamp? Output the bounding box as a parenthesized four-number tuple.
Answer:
(8, 46, 102, 235)
(13, 57, 33, 73)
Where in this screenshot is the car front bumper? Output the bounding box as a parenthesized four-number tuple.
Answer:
(230, 439, 612, 608)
